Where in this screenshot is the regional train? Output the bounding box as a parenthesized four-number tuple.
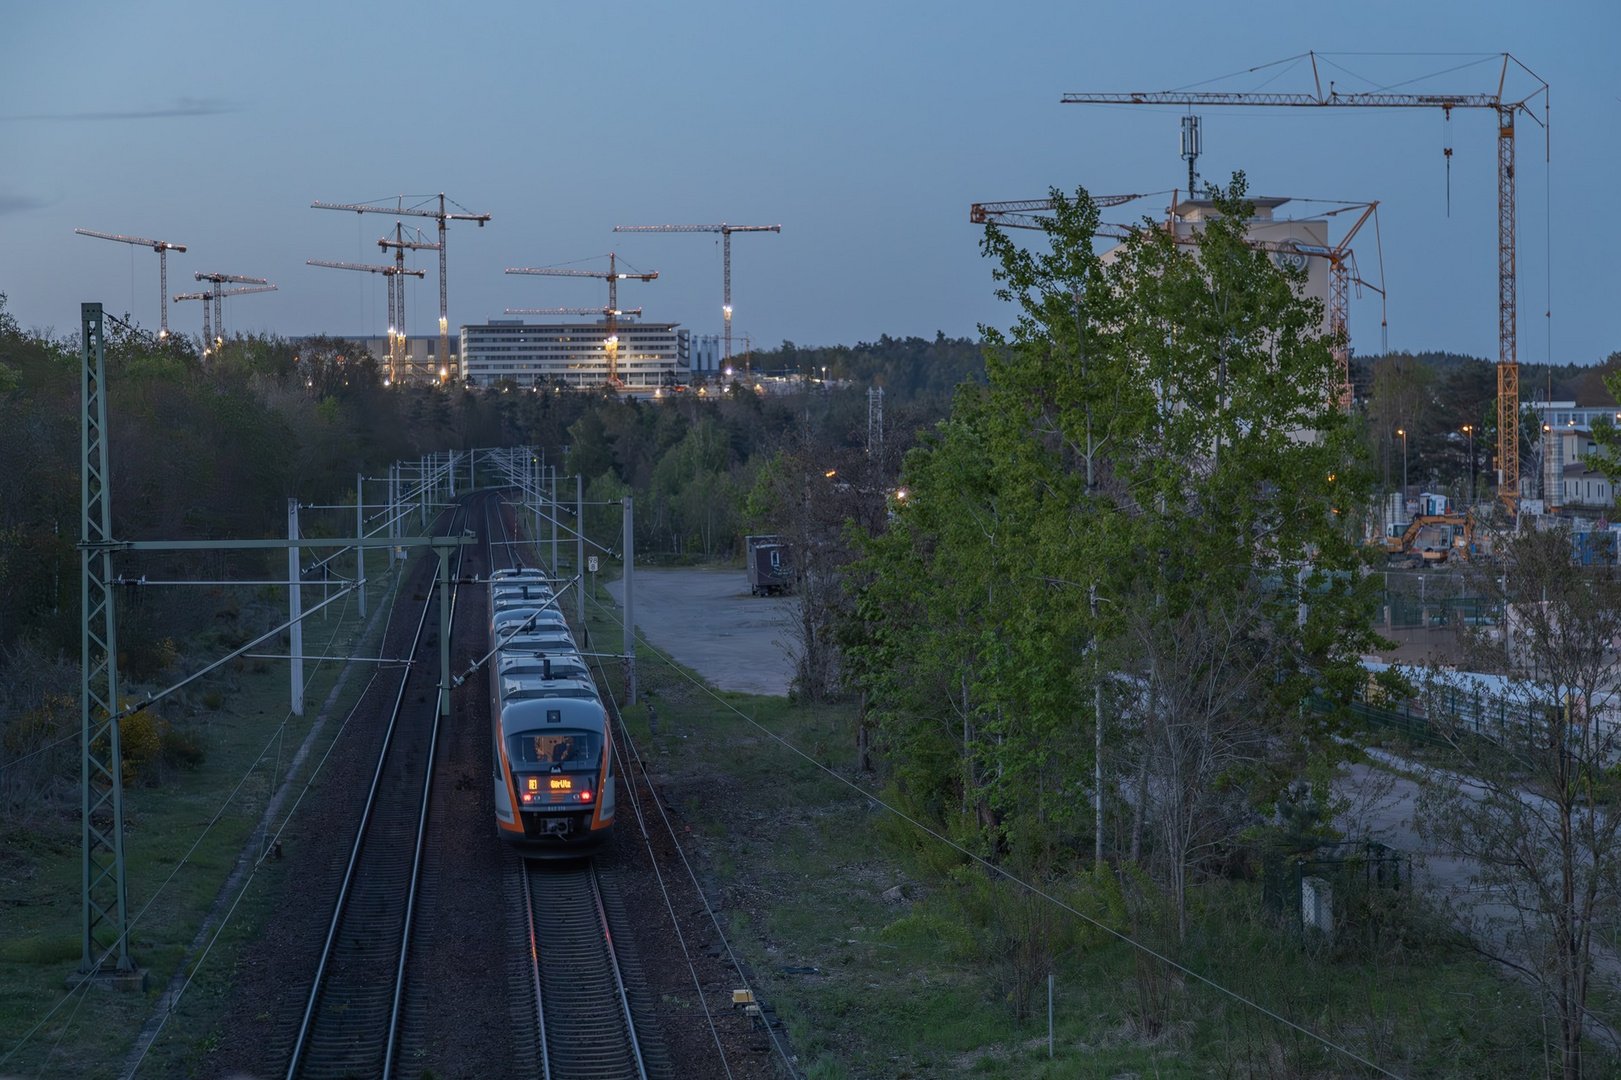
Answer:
(488, 566, 616, 850)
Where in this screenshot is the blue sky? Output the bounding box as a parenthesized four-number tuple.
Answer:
(1, 2, 1614, 366)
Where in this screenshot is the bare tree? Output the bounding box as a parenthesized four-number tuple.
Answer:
(1418, 527, 1621, 1080)
(1125, 594, 1272, 943)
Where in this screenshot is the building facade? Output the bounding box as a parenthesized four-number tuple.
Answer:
(459, 320, 690, 388)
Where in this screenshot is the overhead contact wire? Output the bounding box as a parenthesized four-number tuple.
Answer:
(590, 593, 1410, 1080)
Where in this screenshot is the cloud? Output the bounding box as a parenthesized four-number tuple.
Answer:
(0, 97, 239, 122)
(0, 193, 48, 216)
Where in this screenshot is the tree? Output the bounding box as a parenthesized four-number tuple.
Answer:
(1418, 527, 1621, 1080)
(848, 175, 1382, 914)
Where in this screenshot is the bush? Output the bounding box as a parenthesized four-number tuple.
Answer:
(160, 725, 206, 770)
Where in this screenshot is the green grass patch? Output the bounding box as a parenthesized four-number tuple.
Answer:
(0, 562, 402, 1078)
(600, 589, 1576, 1079)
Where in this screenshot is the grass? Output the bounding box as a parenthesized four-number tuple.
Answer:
(590, 586, 1573, 1079)
(0, 560, 402, 1078)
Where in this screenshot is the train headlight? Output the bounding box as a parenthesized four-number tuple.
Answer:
(521, 792, 534, 803)
(579, 790, 592, 803)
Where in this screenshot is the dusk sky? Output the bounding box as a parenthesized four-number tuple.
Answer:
(1, 2, 1614, 368)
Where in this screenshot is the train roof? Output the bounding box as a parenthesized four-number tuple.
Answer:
(499, 675, 600, 702)
(493, 606, 567, 625)
(498, 651, 590, 677)
(491, 567, 549, 581)
(501, 695, 606, 733)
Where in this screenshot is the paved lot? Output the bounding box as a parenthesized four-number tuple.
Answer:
(605, 567, 797, 696)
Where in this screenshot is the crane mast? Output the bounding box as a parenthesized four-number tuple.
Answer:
(505, 254, 658, 386)
(377, 223, 440, 379)
(173, 284, 277, 357)
(307, 260, 427, 383)
(192, 272, 270, 353)
(613, 222, 780, 364)
(75, 229, 188, 337)
(1061, 51, 1547, 510)
(313, 194, 490, 381)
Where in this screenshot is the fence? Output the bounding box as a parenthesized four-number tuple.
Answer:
(1261, 840, 1410, 938)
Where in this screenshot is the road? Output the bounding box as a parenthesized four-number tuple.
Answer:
(605, 566, 797, 696)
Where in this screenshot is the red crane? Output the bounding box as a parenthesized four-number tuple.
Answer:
(505, 255, 658, 386)
(612, 223, 780, 364)
(307, 260, 427, 383)
(312, 194, 491, 381)
(972, 193, 1383, 409)
(1061, 51, 1548, 508)
(75, 228, 188, 337)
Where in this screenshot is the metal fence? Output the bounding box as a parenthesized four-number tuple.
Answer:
(1261, 840, 1410, 937)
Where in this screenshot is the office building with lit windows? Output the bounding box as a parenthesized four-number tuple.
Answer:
(459, 319, 690, 388)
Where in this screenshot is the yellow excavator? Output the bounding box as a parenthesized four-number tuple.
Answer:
(1373, 513, 1474, 565)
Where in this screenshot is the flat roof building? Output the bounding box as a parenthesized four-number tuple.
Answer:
(459, 319, 690, 388)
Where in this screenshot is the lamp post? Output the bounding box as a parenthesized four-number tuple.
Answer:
(1463, 424, 1475, 506)
(1397, 428, 1409, 513)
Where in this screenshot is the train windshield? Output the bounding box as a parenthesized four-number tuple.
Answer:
(507, 730, 602, 771)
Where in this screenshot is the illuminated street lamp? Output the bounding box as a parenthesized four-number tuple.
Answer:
(1397, 428, 1408, 508)
(1462, 424, 1476, 505)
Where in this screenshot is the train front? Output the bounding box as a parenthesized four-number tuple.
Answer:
(494, 696, 615, 851)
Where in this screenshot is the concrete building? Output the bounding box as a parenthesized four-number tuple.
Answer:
(1528, 398, 1621, 510)
(1160, 196, 1332, 336)
(351, 335, 455, 382)
(459, 319, 689, 388)
(690, 334, 723, 374)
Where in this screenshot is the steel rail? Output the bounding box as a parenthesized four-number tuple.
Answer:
(284, 504, 466, 1080)
(382, 509, 469, 1078)
(590, 861, 649, 1078)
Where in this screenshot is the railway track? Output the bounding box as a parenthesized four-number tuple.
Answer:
(284, 504, 468, 1080)
(523, 860, 663, 1080)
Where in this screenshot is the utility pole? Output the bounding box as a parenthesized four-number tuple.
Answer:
(79, 302, 132, 979)
(356, 475, 367, 619)
(289, 500, 304, 717)
(550, 465, 558, 576)
(623, 496, 636, 703)
(576, 474, 586, 625)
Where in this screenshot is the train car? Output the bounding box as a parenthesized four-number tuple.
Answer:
(489, 574, 614, 851)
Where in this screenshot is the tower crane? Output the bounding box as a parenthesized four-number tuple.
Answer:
(376, 223, 441, 379)
(312, 194, 491, 383)
(172, 285, 277, 357)
(307, 260, 426, 383)
(505, 255, 657, 386)
(972, 193, 1383, 409)
(194, 272, 270, 354)
(74, 229, 187, 337)
(612, 222, 780, 364)
(1061, 51, 1548, 509)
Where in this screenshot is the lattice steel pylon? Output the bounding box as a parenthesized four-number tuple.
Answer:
(79, 302, 132, 975)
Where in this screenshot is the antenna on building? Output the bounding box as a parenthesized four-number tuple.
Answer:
(1180, 115, 1202, 198)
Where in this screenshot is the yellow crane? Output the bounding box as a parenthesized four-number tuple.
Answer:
(1061, 51, 1548, 509)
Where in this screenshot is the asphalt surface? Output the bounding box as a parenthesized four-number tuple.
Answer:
(605, 566, 797, 696)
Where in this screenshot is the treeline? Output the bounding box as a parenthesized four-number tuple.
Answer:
(1352, 348, 1621, 500)
(0, 296, 976, 669)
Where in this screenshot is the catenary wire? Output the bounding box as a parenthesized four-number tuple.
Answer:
(586, 590, 1411, 1080)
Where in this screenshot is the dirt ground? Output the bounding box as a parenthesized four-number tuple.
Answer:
(605, 568, 797, 696)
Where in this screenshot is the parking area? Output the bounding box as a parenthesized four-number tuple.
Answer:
(605, 567, 798, 696)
